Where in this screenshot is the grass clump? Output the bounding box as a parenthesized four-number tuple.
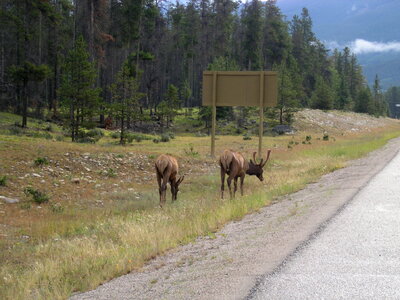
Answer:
(0, 175, 7, 186)
(184, 143, 199, 158)
(34, 157, 49, 166)
(243, 133, 252, 140)
(24, 187, 50, 204)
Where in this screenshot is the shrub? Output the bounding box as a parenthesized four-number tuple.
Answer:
(24, 187, 50, 204)
(323, 133, 329, 141)
(34, 157, 49, 166)
(166, 132, 175, 139)
(105, 168, 117, 178)
(56, 135, 64, 142)
(8, 125, 22, 135)
(45, 124, 54, 132)
(50, 203, 64, 213)
(110, 131, 119, 139)
(184, 144, 199, 158)
(0, 175, 7, 186)
(160, 133, 170, 142)
(243, 133, 252, 140)
(305, 135, 312, 142)
(153, 138, 160, 143)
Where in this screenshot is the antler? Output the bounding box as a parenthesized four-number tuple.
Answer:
(252, 152, 257, 164)
(261, 149, 271, 168)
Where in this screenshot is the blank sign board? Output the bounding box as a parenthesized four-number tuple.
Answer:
(202, 71, 278, 107)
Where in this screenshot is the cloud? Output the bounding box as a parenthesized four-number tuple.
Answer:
(323, 39, 400, 54)
(351, 39, 400, 54)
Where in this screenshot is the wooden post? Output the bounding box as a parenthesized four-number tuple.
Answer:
(211, 71, 217, 157)
(259, 71, 264, 158)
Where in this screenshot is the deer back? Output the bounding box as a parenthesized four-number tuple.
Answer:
(220, 150, 248, 175)
(155, 154, 178, 178)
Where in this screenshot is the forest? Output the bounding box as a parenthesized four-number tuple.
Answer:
(0, 0, 394, 141)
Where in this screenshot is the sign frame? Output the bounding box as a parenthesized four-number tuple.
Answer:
(202, 71, 278, 157)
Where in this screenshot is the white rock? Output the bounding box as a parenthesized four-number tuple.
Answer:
(0, 196, 19, 204)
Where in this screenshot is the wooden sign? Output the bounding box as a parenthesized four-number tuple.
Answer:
(202, 71, 277, 107)
(202, 71, 278, 157)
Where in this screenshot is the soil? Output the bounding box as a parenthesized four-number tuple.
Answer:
(71, 133, 400, 299)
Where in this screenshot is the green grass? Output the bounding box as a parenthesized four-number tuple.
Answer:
(1, 129, 400, 299)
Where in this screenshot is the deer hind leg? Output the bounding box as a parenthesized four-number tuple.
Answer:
(159, 171, 169, 207)
(233, 176, 238, 198)
(156, 169, 163, 207)
(220, 165, 226, 199)
(240, 175, 245, 196)
(227, 175, 234, 199)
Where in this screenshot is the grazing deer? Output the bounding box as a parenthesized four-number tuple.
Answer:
(155, 154, 185, 207)
(219, 149, 271, 199)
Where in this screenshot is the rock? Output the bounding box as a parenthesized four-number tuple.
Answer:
(71, 178, 80, 184)
(0, 196, 19, 204)
(272, 125, 295, 135)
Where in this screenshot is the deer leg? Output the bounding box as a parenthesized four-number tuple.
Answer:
(156, 170, 163, 207)
(240, 175, 245, 196)
(233, 177, 238, 198)
(160, 173, 169, 207)
(170, 178, 176, 202)
(227, 175, 233, 199)
(220, 166, 226, 199)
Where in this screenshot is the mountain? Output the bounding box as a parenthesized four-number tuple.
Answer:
(277, 0, 400, 89)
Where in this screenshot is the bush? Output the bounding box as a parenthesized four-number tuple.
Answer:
(160, 133, 170, 142)
(110, 131, 120, 139)
(243, 133, 252, 140)
(34, 157, 49, 166)
(8, 125, 22, 135)
(184, 144, 199, 157)
(166, 132, 175, 139)
(323, 133, 329, 141)
(45, 124, 54, 132)
(153, 138, 160, 143)
(0, 175, 7, 186)
(24, 187, 50, 204)
(56, 135, 64, 142)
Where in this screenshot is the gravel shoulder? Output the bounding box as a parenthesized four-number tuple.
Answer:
(71, 137, 400, 300)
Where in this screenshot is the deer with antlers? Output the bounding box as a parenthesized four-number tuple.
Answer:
(219, 149, 271, 199)
(155, 154, 185, 207)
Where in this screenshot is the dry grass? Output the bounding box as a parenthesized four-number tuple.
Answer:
(1, 116, 400, 299)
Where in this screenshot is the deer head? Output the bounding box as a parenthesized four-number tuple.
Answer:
(248, 150, 271, 181)
(171, 175, 185, 201)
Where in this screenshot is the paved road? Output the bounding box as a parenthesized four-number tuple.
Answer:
(250, 150, 400, 299)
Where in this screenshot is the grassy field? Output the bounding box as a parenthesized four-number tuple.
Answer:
(1, 111, 400, 299)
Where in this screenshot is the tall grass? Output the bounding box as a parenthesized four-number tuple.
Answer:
(1, 130, 400, 299)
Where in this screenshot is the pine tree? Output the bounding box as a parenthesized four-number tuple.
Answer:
(310, 76, 334, 110)
(109, 61, 144, 144)
(58, 36, 101, 141)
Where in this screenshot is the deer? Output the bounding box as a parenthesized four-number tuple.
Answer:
(155, 154, 185, 207)
(219, 149, 271, 199)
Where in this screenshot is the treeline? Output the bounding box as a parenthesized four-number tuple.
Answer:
(0, 0, 389, 139)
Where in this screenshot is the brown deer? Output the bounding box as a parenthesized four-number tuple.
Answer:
(155, 154, 185, 207)
(219, 149, 271, 199)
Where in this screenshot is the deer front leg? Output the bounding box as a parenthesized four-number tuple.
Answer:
(220, 167, 226, 199)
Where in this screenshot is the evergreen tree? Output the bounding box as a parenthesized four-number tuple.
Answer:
(58, 36, 101, 141)
(310, 76, 334, 110)
(109, 61, 144, 144)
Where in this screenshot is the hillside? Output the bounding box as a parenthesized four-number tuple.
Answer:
(278, 0, 400, 88)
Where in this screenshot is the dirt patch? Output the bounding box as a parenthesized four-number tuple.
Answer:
(293, 109, 396, 134)
(71, 137, 400, 300)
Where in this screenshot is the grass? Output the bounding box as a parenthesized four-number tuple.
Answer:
(0, 111, 400, 299)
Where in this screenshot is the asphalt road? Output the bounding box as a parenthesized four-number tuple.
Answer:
(250, 150, 400, 299)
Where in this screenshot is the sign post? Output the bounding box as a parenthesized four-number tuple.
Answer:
(202, 71, 278, 158)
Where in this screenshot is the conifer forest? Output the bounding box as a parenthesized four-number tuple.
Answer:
(0, 0, 394, 137)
